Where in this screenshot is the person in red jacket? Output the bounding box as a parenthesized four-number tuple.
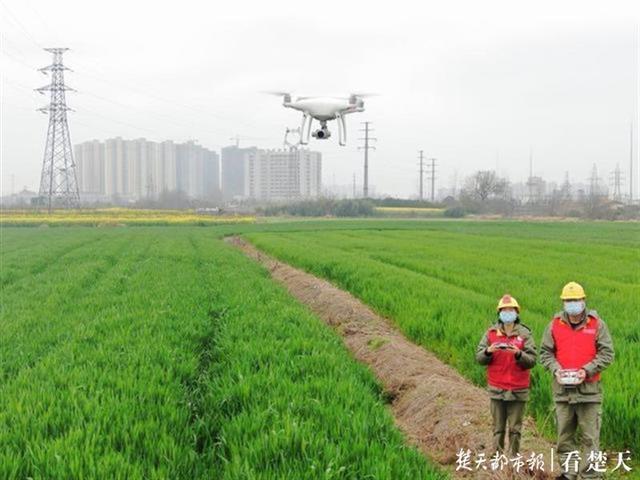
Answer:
(476, 294, 537, 457)
(540, 282, 614, 480)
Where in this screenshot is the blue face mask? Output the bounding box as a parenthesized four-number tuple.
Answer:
(499, 310, 517, 324)
(564, 300, 585, 316)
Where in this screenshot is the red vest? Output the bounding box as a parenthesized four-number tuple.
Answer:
(486, 328, 530, 390)
(551, 314, 600, 382)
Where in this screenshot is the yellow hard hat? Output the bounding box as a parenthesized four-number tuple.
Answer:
(497, 294, 520, 312)
(560, 281, 586, 300)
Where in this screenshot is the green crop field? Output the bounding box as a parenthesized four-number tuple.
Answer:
(0, 227, 444, 479)
(2, 219, 638, 479)
(245, 221, 640, 452)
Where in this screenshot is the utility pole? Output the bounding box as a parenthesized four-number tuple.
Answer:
(146, 169, 155, 200)
(352, 173, 356, 198)
(452, 169, 458, 198)
(630, 122, 634, 203)
(358, 121, 376, 198)
(36, 48, 80, 212)
(418, 150, 425, 200)
(426, 157, 437, 202)
(527, 147, 534, 204)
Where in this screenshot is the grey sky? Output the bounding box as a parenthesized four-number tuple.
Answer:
(1, 0, 639, 198)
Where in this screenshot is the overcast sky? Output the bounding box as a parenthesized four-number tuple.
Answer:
(1, 0, 639, 198)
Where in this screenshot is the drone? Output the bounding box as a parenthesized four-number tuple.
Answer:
(267, 92, 372, 146)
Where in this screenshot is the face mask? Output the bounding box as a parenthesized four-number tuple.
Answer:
(499, 310, 517, 324)
(564, 300, 585, 316)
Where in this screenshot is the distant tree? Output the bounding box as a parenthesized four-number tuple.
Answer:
(259, 198, 374, 217)
(461, 170, 509, 202)
(373, 197, 442, 209)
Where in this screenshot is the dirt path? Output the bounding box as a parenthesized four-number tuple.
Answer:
(226, 236, 556, 479)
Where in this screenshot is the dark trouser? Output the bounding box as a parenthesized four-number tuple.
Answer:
(555, 401, 602, 479)
(490, 399, 526, 457)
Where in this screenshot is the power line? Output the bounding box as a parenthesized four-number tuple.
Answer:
(0, 2, 271, 145)
(0, 3, 265, 141)
(358, 121, 376, 198)
(71, 66, 265, 136)
(0, 0, 43, 49)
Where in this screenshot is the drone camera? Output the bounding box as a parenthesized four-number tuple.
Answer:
(312, 127, 331, 140)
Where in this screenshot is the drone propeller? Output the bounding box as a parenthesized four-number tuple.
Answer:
(349, 92, 378, 106)
(263, 91, 292, 103)
(349, 92, 378, 99)
(263, 90, 290, 96)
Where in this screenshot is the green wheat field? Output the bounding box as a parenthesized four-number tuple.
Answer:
(1, 219, 638, 478)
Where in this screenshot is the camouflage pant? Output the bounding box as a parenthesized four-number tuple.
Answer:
(490, 399, 526, 457)
(555, 401, 603, 479)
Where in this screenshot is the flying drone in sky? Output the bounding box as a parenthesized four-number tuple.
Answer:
(266, 92, 373, 146)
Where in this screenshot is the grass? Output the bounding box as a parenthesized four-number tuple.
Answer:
(0, 226, 444, 479)
(244, 220, 640, 452)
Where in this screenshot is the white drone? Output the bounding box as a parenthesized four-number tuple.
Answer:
(267, 92, 372, 146)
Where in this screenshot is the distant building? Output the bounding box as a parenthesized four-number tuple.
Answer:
(75, 138, 219, 202)
(221, 145, 257, 201)
(245, 149, 321, 201)
(221, 146, 321, 202)
(176, 141, 220, 199)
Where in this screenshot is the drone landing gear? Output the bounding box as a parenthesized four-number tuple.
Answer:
(300, 113, 310, 145)
(335, 113, 346, 146)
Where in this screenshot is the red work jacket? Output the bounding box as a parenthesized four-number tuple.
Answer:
(551, 314, 600, 382)
(486, 328, 530, 390)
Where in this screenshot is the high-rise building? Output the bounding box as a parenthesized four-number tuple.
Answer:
(75, 138, 219, 202)
(176, 141, 220, 199)
(221, 145, 257, 201)
(242, 148, 321, 201)
(75, 139, 104, 199)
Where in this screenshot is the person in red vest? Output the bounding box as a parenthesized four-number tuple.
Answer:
(476, 294, 537, 457)
(540, 282, 614, 480)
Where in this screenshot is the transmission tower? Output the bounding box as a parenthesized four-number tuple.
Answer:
(610, 164, 624, 202)
(37, 48, 79, 211)
(560, 171, 572, 200)
(358, 121, 376, 198)
(588, 164, 602, 197)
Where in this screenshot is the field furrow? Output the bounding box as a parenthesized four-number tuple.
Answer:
(246, 223, 640, 451)
(1, 227, 445, 479)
